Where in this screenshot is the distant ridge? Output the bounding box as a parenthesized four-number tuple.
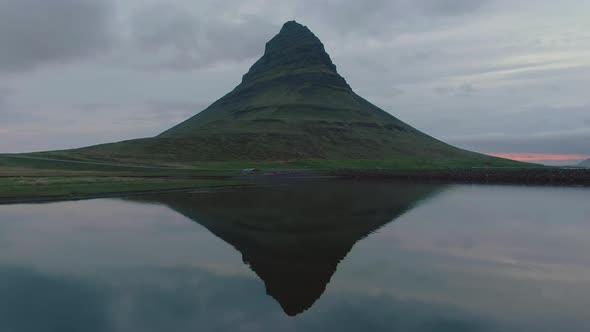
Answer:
(579, 159, 590, 167)
(29, 21, 522, 168)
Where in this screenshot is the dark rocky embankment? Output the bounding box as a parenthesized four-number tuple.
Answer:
(332, 168, 590, 186)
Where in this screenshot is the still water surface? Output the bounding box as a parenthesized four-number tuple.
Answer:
(0, 180, 589, 331)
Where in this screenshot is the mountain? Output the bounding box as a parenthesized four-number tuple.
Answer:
(32, 21, 520, 168)
(130, 180, 445, 315)
(579, 159, 590, 167)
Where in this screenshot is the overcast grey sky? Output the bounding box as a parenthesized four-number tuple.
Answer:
(1, 0, 589, 162)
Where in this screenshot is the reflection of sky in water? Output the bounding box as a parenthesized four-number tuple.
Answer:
(0, 183, 589, 331)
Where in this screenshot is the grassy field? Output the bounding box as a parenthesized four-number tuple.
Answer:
(0, 155, 241, 201)
(166, 157, 536, 170)
(1, 152, 539, 178)
(0, 149, 574, 202)
(17, 151, 534, 171)
(0, 154, 238, 176)
(0, 177, 235, 199)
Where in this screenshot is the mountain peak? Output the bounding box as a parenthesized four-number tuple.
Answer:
(240, 21, 340, 85)
(278, 20, 307, 34)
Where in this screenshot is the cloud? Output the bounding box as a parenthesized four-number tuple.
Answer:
(0, 267, 110, 332)
(0, 0, 116, 73)
(487, 152, 590, 162)
(0, 87, 10, 111)
(434, 83, 479, 97)
(0, 0, 490, 74)
(110, 100, 208, 126)
(467, 103, 590, 154)
(130, 5, 201, 62)
(419, 0, 491, 16)
(0, 86, 14, 97)
(144, 100, 208, 120)
(449, 127, 590, 155)
(0, 265, 494, 332)
(128, 4, 277, 71)
(0, 87, 37, 125)
(0, 99, 211, 153)
(0, 0, 589, 155)
(71, 100, 207, 126)
(292, 0, 491, 37)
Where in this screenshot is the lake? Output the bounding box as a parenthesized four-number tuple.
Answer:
(0, 179, 589, 332)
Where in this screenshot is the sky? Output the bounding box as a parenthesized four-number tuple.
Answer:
(0, 0, 589, 165)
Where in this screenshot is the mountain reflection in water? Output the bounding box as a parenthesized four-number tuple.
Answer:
(130, 179, 445, 315)
(3, 181, 590, 331)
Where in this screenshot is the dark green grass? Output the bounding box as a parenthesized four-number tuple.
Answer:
(6, 156, 538, 173)
(0, 155, 237, 176)
(0, 155, 242, 200)
(0, 177, 238, 199)
(0, 154, 163, 172)
(147, 157, 537, 171)
(23, 131, 533, 170)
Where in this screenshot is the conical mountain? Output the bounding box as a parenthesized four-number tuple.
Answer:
(36, 21, 518, 167)
(155, 20, 451, 162)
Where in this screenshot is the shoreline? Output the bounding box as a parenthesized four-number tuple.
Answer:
(330, 168, 590, 186)
(0, 184, 252, 205)
(1, 168, 589, 205)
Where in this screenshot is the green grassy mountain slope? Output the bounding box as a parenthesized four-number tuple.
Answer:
(31, 21, 522, 168)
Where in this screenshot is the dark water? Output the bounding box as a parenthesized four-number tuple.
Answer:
(0, 180, 589, 332)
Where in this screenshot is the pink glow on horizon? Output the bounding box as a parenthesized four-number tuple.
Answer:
(487, 152, 590, 162)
